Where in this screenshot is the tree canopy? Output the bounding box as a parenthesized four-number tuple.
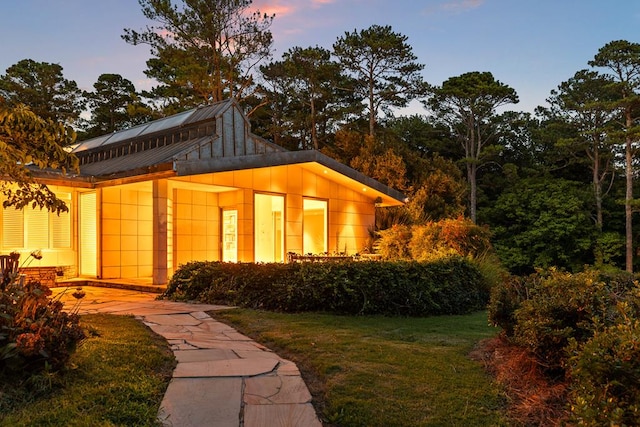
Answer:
(259, 46, 359, 150)
(83, 73, 154, 139)
(123, 0, 274, 113)
(427, 71, 518, 223)
(0, 59, 84, 128)
(0, 101, 78, 213)
(589, 39, 640, 272)
(333, 25, 427, 136)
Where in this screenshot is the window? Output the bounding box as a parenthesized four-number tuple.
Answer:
(254, 193, 284, 262)
(1, 192, 72, 250)
(303, 199, 327, 255)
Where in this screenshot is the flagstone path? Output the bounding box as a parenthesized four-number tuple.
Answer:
(52, 286, 322, 427)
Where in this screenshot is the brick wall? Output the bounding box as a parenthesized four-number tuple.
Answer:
(20, 267, 61, 288)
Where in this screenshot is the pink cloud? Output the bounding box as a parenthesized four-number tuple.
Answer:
(251, 1, 296, 17)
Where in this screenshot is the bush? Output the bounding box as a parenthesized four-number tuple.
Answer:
(0, 279, 85, 376)
(487, 267, 640, 424)
(376, 224, 412, 260)
(497, 269, 637, 376)
(375, 217, 493, 263)
(568, 303, 640, 425)
(162, 258, 489, 316)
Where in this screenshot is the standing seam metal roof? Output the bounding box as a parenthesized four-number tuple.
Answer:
(71, 101, 235, 154)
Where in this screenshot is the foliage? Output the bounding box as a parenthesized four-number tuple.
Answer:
(404, 167, 466, 223)
(568, 305, 640, 425)
(162, 257, 489, 316)
(350, 135, 410, 192)
(487, 268, 640, 424)
(0, 314, 175, 426)
(545, 69, 619, 234)
(0, 101, 79, 213)
(82, 73, 154, 139)
(333, 25, 428, 135)
(376, 224, 412, 260)
(375, 217, 492, 262)
(259, 46, 359, 150)
(409, 217, 492, 262)
(0, 59, 84, 126)
(426, 71, 519, 222)
(484, 177, 595, 275)
(0, 279, 85, 376)
(589, 39, 640, 272)
(123, 0, 274, 112)
(495, 269, 637, 374)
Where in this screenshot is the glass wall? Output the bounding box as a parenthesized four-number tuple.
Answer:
(254, 193, 284, 262)
(303, 198, 327, 255)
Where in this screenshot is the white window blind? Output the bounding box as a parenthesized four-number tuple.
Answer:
(27, 208, 49, 248)
(2, 208, 24, 248)
(52, 193, 71, 248)
(1, 191, 72, 250)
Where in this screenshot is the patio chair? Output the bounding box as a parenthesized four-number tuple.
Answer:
(0, 253, 20, 291)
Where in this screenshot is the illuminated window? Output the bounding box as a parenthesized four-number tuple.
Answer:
(1, 192, 72, 250)
(254, 193, 284, 262)
(79, 192, 97, 276)
(303, 199, 327, 254)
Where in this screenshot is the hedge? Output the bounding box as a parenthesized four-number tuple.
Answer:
(161, 257, 489, 316)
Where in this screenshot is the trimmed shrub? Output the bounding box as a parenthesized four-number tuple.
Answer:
(162, 257, 489, 316)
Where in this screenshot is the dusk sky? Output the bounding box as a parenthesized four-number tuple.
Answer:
(2, 0, 640, 114)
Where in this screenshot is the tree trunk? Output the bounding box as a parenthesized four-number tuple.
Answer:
(626, 131, 634, 272)
(468, 162, 477, 223)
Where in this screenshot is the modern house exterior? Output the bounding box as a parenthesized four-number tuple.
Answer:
(0, 100, 405, 286)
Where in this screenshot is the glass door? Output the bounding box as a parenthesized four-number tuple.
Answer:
(79, 191, 97, 276)
(254, 193, 284, 262)
(222, 209, 237, 262)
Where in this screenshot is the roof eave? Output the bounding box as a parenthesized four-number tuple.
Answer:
(174, 150, 406, 206)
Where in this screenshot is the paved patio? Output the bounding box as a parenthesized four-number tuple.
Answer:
(52, 286, 322, 427)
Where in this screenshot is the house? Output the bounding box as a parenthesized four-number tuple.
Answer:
(0, 100, 405, 286)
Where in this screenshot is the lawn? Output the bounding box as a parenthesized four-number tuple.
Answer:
(0, 314, 176, 427)
(211, 309, 508, 427)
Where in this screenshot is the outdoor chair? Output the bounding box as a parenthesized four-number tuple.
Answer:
(0, 253, 20, 291)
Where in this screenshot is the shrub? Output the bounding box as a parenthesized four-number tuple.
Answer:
(486, 267, 640, 425)
(513, 269, 639, 375)
(0, 279, 85, 376)
(376, 224, 412, 260)
(568, 303, 640, 425)
(162, 258, 489, 316)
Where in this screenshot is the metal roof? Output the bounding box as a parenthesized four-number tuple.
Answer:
(78, 136, 212, 177)
(72, 100, 235, 154)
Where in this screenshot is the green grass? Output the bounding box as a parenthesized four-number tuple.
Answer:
(0, 314, 176, 427)
(212, 309, 508, 427)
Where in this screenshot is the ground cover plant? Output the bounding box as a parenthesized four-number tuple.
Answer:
(163, 257, 490, 316)
(211, 308, 508, 427)
(0, 314, 175, 426)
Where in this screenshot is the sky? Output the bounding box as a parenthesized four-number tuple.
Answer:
(1, 0, 640, 115)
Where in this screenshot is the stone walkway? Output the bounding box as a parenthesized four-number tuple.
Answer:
(52, 286, 322, 427)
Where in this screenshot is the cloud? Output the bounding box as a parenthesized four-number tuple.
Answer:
(251, 1, 295, 17)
